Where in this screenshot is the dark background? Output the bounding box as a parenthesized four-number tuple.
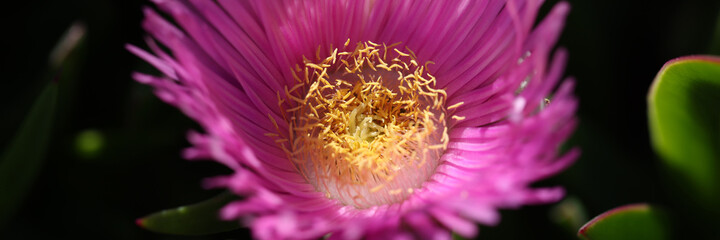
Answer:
(1, 0, 719, 239)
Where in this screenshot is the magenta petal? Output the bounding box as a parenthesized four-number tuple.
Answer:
(130, 0, 578, 239)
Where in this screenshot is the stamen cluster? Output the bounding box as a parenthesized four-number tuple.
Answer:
(269, 41, 458, 208)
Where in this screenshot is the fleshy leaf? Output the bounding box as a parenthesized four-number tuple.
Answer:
(647, 56, 720, 208)
(137, 192, 241, 236)
(0, 82, 58, 228)
(578, 203, 669, 240)
(0, 22, 84, 229)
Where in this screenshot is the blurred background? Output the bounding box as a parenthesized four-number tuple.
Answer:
(1, 0, 719, 239)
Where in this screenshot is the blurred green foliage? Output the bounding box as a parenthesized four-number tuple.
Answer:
(75, 129, 105, 159)
(0, 82, 57, 229)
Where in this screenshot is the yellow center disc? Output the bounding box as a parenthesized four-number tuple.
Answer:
(271, 41, 460, 209)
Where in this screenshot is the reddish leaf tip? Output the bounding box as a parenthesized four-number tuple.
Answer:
(577, 203, 649, 237)
(52, 69, 62, 84)
(135, 218, 146, 227)
(663, 55, 720, 68)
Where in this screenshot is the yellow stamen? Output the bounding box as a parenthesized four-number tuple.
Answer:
(272, 40, 450, 209)
(447, 101, 464, 110)
(451, 115, 466, 121)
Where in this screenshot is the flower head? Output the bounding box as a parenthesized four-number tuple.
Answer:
(128, 0, 578, 239)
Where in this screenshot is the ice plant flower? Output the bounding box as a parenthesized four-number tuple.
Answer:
(128, 0, 579, 239)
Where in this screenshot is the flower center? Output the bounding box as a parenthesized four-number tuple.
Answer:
(272, 41, 455, 209)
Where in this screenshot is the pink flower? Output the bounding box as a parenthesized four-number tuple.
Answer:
(128, 0, 578, 239)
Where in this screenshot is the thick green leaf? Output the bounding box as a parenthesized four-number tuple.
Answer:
(578, 203, 668, 240)
(0, 83, 58, 228)
(648, 56, 720, 208)
(137, 192, 241, 236)
(0, 22, 84, 229)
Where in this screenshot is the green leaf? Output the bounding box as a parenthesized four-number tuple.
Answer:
(137, 192, 241, 236)
(0, 82, 58, 228)
(578, 203, 669, 240)
(0, 22, 84, 229)
(647, 56, 720, 209)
